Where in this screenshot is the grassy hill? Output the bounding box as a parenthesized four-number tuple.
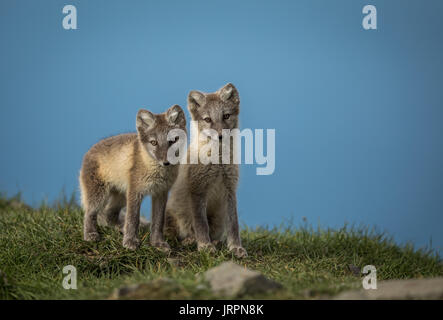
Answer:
(0, 194, 441, 300)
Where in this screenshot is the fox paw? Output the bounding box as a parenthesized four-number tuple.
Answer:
(198, 242, 216, 253)
(229, 246, 248, 259)
(84, 232, 100, 242)
(181, 237, 196, 246)
(151, 241, 171, 253)
(123, 237, 140, 250)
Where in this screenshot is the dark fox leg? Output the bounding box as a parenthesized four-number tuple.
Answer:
(98, 191, 125, 229)
(83, 190, 107, 242)
(163, 209, 175, 240)
(191, 194, 215, 252)
(226, 192, 247, 258)
(81, 159, 108, 242)
(150, 191, 170, 251)
(122, 188, 142, 250)
(207, 205, 228, 246)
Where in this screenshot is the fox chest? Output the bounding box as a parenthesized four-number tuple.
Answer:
(136, 167, 178, 195)
(205, 165, 238, 198)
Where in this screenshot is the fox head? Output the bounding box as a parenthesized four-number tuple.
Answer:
(136, 105, 187, 166)
(188, 83, 240, 139)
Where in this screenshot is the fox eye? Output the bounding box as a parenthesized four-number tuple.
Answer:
(204, 117, 211, 123)
(223, 114, 230, 120)
(150, 140, 158, 146)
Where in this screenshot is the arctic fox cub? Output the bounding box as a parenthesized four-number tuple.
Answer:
(165, 83, 247, 258)
(79, 105, 186, 251)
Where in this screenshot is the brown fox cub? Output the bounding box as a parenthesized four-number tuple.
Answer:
(79, 105, 186, 251)
(165, 83, 247, 258)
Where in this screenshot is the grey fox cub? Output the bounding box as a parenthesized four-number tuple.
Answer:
(80, 105, 186, 250)
(165, 83, 247, 258)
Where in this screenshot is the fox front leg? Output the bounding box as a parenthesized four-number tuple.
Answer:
(150, 191, 170, 252)
(226, 193, 247, 258)
(191, 193, 215, 252)
(122, 190, 142, 250)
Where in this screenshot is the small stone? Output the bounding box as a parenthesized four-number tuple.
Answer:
(203, 262, 282, 297)
(335, 277, 443, 300)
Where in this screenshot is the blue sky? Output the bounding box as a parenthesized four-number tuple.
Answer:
(1, 0, 442, 253)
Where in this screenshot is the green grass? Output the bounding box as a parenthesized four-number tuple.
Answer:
(0, 194, 441, 300)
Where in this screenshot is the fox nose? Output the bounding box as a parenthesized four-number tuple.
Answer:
(163, 161, 170, 166)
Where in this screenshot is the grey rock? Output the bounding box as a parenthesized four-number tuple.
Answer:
(203, 262, 282, 297)
(335, 277, 443, 300)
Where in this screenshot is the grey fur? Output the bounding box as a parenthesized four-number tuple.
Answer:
(165, 83, 247, 258)
(79, 105, 187, 251)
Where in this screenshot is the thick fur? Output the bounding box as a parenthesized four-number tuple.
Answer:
(165, 83, 247, 258)
(80, 105, 186, 251)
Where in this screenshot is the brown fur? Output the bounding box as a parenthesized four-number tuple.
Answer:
(165, 83, 247, 258)
(80, 105, 186, 250)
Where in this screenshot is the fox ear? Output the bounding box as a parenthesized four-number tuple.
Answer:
(219, 83, 239, 104)
(136, 109, 155, 131)
(166, 104, 186, 127)
(188, 90, 206, 115)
